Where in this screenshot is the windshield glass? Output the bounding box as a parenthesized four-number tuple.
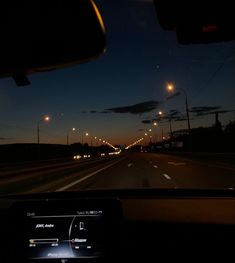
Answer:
(0, 0, 235, 195)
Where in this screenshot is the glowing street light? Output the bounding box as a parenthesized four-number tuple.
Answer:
(37, 115, 50, 145)
(149, 129, 152, 132)
(166, 82, 191, 134)
(153, 122, 157, 126)
(81, 132, 89, 144)
(67, 127, 76, 145)
(167, 83, 174, 92)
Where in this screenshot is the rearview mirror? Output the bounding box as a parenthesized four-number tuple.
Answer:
(154, 0, 235, 45)
(0, 0, 106, 86)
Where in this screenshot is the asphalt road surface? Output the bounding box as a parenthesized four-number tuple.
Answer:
(64, 152, 235, 191)
(1, 152, 235, 195)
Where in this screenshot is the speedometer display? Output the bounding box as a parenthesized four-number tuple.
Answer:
(9, 199, 121, 262)
(27, 210, 104, 259)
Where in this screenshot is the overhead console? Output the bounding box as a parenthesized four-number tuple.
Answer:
(4, 199, 122, 263)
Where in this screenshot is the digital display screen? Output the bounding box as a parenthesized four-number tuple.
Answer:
(8, 199, 121, 262)
(26, 209, 105, 260)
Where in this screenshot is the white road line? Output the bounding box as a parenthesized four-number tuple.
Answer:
(162, 173, 171, 180)
(168, 161, 186, 166)
(128, 163, 133, 167)
(56, 159, 123, 191)
(153, 165, 158, 169)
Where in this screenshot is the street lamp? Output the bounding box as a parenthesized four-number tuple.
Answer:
(83, 132, 89, 144)
(85, 132, 89, 144)
(81, 132, 89, 144)
(37, 115, 50, 144)
(157, 110, 173, 138)
(152, 122, 158, 142)
(167, 83, 191, 134)
(67, 127, 76, 145)
(167, 83, 174, 92)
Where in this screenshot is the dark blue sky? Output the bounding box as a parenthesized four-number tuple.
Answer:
(0, 0, 234, 145)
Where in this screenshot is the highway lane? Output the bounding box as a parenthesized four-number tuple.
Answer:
(57, 152, 235, 191)
(0, 156, 121, 195)
(1, 152, 235, 195)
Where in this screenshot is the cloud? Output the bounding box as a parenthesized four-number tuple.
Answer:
(90, 110, 97, 114)
(190, 106, 221, 116)
(209, 110, 231, 115)
(168, 109, 181, 117)
(105, 100, 161, 115)
(0, 137, 10, 140)
(142, 120, 152, 124)
(174, 117, 194, 122)
(99, 111, 111, 114)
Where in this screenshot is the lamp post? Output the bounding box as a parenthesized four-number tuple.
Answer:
(153, 121, 157, 142)
(37, 115, 50, 160)
(156, 110, 173, 139)
(85, 132, 89, 144)
(37, 115, 50, 145)
(67, 127, 76, 145)
(167, 83, 191, 134)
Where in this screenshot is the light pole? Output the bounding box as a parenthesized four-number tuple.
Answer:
(37, 115, 50, 145)
(153, 121, 157, 142)
(85, 132, 89, 144)
(167, 83, 191, 134)
(148, 129, 152, 143)
(81, 132, 89, 144)
(67, 127, 76, 145)
(144, 133, 148, 146)
(37, 115, 50, 160)
(94, 137, 98, 146)
(156, 110, 173, 139)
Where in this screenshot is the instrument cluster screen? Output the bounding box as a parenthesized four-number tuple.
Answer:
(9, 199, 122, 262)
(27, 209, 105, 259)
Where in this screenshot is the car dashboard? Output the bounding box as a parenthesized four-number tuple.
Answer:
(0, 189, 235, 262)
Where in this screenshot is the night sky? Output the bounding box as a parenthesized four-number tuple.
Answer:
(0, 0, 235, 146)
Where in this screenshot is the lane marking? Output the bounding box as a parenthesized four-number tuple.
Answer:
(153, 165, 158, 169)
(168, 161, 186, 166)
(128, 163, 133, 168)
(162, 173, 171, 180)
(56, 158, 124, 191)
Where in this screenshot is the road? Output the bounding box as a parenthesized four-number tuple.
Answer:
(1, 152, 235, 195)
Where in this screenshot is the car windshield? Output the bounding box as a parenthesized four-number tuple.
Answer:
(0, 0, 235, 195)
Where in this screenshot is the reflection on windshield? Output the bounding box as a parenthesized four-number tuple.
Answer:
(0, 0, 234, 195)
